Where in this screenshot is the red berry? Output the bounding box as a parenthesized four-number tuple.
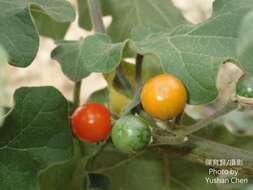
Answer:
(71, 103, 112, 143)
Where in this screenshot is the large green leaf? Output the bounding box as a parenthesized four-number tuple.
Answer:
(0, 46, 7, 126)
(40, 144, 167, 190)
(169, 158, 219, 190)
(51, 40, 91, 81)
(0, 0, 75, 67)
(78, 0, 186, 42)
(39, 140, 103, 190)
(0, 87, 73, 190)
(78, 0, 253, 104)
(39, 159, 84, 190)
(92, 145, 221, 190)
(39, 146, 87, 190)
(93, 148, 169, 190)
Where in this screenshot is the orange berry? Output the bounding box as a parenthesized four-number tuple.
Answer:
(140, 74, 187, 120)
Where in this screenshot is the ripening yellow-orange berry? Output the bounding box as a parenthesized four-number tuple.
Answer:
(140, 74, 187, 120)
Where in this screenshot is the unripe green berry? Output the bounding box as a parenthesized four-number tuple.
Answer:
(112, 115, 151, 154)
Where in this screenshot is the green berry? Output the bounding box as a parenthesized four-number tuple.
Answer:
(112, 115, 151, 154)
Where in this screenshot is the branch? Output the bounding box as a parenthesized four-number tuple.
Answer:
(154, 135, 253, 176)
(175, 101, 238, 136)
(87, 0, 105, 33)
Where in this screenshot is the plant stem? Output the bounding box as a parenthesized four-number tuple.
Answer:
(135, 54, 143, 86)
(87, 0, 105, 33)
(176, 101, 238, 137)
(73, 81, 82, 108)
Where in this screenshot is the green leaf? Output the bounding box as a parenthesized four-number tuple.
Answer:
(109, 0, 186, 42)
(87, 88, 109, 106)
(78, 0, 186, 42)
(39, 140, 100, 190)
(0, 9, 39, 67)
(78, 0, 92, 31)
(93, 147, 169, 190)
(169, 158, 219, 190)
(52, 33, 127, 81)
(0, 87, 73, 190)
(39, 151, 86, 190)
(0, 0, 75, 67)
(52, 40, 91, 81)
(30, 0, 75, 22)
(142, 55, 163, 81)
(31, 6, 70, 40)
(40, 160, 82, 190)
(0, 46, 7, 126)
(80, 34, 127, 73)
(93, 146, 220, 190)
(0, 0, 75, 21)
